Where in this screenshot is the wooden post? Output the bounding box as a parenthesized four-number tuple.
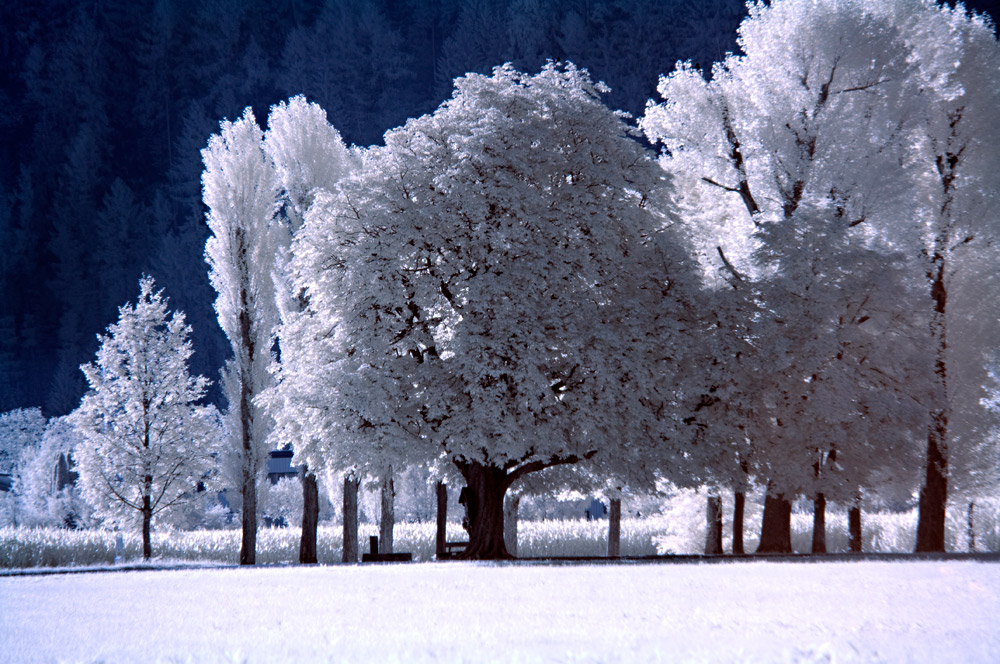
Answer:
(379, 466, 394, 554)
(504, 494, 520, 558)
(608, 498, 621, 557)
(436, 481, 447, 558)
(704, 492, 723, 555)
(369, 535, 379, 556)
(342, 474, 359, 563)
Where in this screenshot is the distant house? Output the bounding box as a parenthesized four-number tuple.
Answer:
(0, 473, 12, 492)
(266, 449, 299, 484)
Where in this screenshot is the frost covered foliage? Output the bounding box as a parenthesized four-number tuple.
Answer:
(17, 417, 92, 528)
(273, 62, 701, 558)
(70, 277, 220, 559)
(0, 408, 46, 526)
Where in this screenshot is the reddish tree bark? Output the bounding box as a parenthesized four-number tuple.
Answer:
(756, 486, 792, 554)
(299, 466, 318, 564)
(457, 462, 511, 560)
(849, 501, 863, 553)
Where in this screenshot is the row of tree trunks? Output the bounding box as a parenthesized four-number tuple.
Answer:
(299, 465, 319, 564)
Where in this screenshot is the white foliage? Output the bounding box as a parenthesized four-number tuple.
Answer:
(272, 62, 703, 492)
(202, 108, 284, 505)
(17, 416, 92, 528)
(70, 277, 220, 528)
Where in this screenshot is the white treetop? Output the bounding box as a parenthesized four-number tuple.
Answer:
(70, 277, 217, 534)
(273, 63, 702, 541)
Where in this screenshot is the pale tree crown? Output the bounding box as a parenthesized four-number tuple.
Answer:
(71, 276, 219, 526)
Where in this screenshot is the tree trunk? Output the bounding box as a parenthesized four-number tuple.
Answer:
(342, 474, 359, 563)
(848, 500, 862, 553)
(916, 430, 948, 552)
(967, 501, 975, 552)
(240, 474, 257, 565)
(299, 465, 318, 564)
(732, 490, 745, 555)
(811, 493, 826, 554)
(504, 494, 520, 558)
(608, 498, 622, 557)
(457, 461, 511, 560)
(141, 491, 152, 561)
(435, 481, 447, 558)
(379, 466, 394, 554)
(756, 486, 792, 554)
(704, 492, 723, 555)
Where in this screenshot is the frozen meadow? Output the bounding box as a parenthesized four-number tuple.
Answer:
(1, 560, 997, 663)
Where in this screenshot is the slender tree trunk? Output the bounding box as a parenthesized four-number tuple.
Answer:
(916, 429, 948, 552)
(732, 490, 745, 555)
(811, 493, 826, 554)
(916, 252, 949, 553)
(435, 481, 447, 558)
(504, 494, 520, 558)
(240, 474, 257, 565)
(848, 495, 863, 553)
(379, 466, 394, 554)
(704, 492, 723, 555)
(757, 485, 792, 554)
(141, 490, 152, 561)
(299, 465, 318, 564)
(967, 501, 975, 553)
(342, 474, 359, 563)
(608, 498, 622, 557)
(457, 462, 511, 560)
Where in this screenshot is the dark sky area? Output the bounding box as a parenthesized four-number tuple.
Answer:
(0, 0, 997, 416)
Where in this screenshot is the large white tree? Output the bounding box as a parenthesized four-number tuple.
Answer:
(273, 63, 702, 559)
(203, 108, 284, 565)
(643, 0, 941, 552)
(71, 277, 218, 560)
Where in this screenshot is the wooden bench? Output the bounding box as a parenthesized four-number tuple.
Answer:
(436, 540, 469, 560)
(361, 535, 413, 563)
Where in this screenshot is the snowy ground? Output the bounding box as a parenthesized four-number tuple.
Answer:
(1, 560, 998, 663)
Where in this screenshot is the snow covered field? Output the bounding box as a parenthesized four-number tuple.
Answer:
(1, 561, 998, 663)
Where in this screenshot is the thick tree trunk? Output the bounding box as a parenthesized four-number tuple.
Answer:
(608, 498, 622, 557)
(299, 465, 318, 564)
(811, 493, 826, 554)
(916, 430, 948, 552)
(504, 494, 520, 558)
(848, 500, 862, 553)
(967, 501, 975, 552)
(756, 486, 792, 554)
(342, 474, 359, 563)
(379, 467, 394, 554)
(457, 462, 511, 560)
(704, 492, 723, 555)
(141, 492, 152, 561)
(732, 490, 745, 555)
(435, 481, 447, 558)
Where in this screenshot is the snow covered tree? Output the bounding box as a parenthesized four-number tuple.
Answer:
(263, 95, 355, 562)
(71, 277, 218, 560)
(643, 0, 941, 552)
(203, 108, 284, 565)
(906, 2, 1000, 552)
(0, 407, 47, 527)
(18, 416, 92, 528)
(273, 63, 700, 559)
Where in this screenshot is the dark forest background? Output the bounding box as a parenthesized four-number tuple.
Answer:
(1, 0, 996, 415)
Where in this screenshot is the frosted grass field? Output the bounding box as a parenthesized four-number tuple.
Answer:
(1, 560, 998, 663)
(3, 499, 997, 568)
